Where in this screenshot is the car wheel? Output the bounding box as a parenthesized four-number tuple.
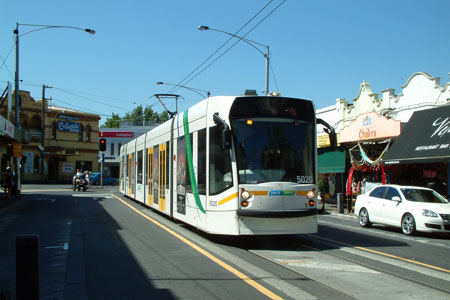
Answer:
(111, 181, 116, 186)
(401, 213, 416, 236)
(359, 208, 371, 228)
(94, 181, 99, 186)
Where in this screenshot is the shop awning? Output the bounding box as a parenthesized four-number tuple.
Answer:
(318, 150, 346, 173)
(383, 105, 450, 165)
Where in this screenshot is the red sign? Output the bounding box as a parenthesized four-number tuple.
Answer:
(423, 169, 437, 178)
(99, 131, 134, 138)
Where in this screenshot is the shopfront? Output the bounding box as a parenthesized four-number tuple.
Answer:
(383, 105, 450, 197)
(339, 112, 401, 202)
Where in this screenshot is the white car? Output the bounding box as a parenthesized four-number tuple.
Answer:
(317, 193, 325, 213)
(354, 184, 450, 235)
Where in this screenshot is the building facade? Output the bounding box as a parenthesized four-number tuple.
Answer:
(0, 90, 101, 183)
(99, 122, 158, 178)
(317, 72, 450, 200)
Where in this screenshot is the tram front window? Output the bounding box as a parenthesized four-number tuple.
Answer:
(232, 118, 315, 184)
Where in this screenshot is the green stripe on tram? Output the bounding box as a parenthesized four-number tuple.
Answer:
(183, 110, 206, 214)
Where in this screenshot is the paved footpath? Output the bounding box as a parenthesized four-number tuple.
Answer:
(0, 185, 116, 299)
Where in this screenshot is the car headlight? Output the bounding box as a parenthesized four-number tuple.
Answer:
(422, 209, 438, 217)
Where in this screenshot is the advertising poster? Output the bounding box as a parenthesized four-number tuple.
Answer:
(153, 146, 159, 205)
(177, 137, 186, 214)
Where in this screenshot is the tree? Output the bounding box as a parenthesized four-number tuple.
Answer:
(101, 113, 121, 128)
(101, 105, 170, 128)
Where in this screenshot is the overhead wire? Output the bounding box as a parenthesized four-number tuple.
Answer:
(0, 44, 15, 80)
(168, 0, 286, 95)
(167, 0, 276, 94)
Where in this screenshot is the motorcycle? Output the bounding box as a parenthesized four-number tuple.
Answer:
(73, 174, 89, 192)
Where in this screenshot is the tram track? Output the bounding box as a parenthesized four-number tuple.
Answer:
(285, 234, 450, 297)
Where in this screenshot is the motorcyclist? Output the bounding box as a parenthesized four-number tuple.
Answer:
(73, 169, 85, 190)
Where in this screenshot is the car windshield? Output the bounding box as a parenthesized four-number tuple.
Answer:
(400, 188, 448, 203)
(231, 118, 315, 184)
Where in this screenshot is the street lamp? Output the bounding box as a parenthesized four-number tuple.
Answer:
(14, 23, 95, 127)
(156, 81, 211, 98)
(198, 25, 270, 95)
(13, 23, 95, 187)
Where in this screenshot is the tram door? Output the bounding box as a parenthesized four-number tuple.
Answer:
(127, 154, 132, 195)
(147, 148, 153, 206)
(159, 143, 167, 212)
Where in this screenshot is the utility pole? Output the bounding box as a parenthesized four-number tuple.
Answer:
(41, 85, 52, 182)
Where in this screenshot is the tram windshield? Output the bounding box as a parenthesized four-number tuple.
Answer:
(229, 96, 316, 185)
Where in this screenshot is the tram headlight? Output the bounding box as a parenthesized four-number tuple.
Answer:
(241, 189, 252, 208)
(241, 189, 252, 200)
(306, 190, 315, 200)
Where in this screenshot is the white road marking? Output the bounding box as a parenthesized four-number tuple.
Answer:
(72, 194, 112, 197)
(275, 259, 379, 273)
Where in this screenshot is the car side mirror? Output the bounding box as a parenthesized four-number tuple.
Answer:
(392, 196, 401, 202)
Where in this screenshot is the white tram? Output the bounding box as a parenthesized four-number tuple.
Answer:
(120, 94, 334, 235)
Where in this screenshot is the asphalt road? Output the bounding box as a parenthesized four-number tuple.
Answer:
(1, 185, 449, 299)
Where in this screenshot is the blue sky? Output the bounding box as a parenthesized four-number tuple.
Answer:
(1, 0, 449, 125)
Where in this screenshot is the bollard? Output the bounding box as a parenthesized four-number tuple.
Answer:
(16, 235, 39, 300)
(337, 193, 345, 214)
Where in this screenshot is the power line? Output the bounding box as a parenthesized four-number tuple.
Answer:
(53, 87, 130, 111)
(167, 0, 276, 94)
(180, 0, 286, 88)
(50, 97, 111, 116)
(0, 44, 15, 80)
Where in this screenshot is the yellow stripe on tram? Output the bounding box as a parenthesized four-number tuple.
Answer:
(218, 193, 239, 206)
(252, 191, 268, 196)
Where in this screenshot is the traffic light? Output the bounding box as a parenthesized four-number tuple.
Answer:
(20, 155, 27, 165)
(99, 138, 106, 151)
(6, 144, 12, 159)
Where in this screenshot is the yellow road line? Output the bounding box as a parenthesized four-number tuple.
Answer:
(308, 234, 450, 274)
(111, 194, 284, 300)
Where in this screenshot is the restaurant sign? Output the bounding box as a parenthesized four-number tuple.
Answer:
(58, 121, 80, 132)
(339, 112, 401, 143)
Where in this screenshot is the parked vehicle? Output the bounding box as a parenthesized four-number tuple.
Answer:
(317, 192, 325, 213)
(90, 173, 117, 186)
(354, 184, 450, 235)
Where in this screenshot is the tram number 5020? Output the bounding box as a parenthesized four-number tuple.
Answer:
(296, 176, 313, 184)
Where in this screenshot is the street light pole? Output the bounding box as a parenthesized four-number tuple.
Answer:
(13, 23, 95, 188)
(198, 25, 270, 95)
(41, 85, 52, 183)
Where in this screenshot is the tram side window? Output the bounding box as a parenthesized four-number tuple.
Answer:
(209, 126, 233, 195)
(166, 142, 170, 190)
(186, 134, 193, 193)
(198, 129, 206, 195)
(137, 150, 143, 184)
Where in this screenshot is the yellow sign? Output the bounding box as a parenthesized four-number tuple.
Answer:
(12, 142, 21, 158)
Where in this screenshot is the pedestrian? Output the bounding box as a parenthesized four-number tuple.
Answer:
(3, 167, 13, 200)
